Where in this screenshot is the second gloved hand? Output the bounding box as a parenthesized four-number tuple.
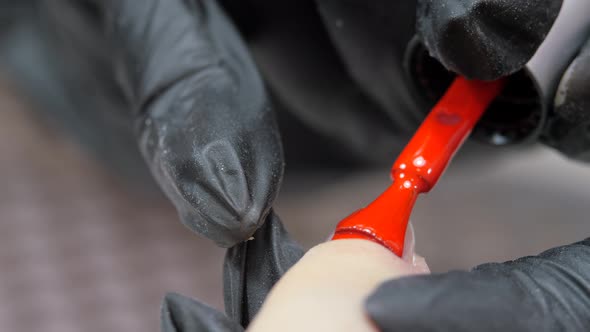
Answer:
(365, 239, 590, 332)
(366, 3, 590, 330)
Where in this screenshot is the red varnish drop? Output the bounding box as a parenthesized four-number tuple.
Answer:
(332, 76, 506, 257)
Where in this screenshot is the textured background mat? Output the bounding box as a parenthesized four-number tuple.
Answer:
(2, 81, 589, 332)
(0, 84, 226, 332)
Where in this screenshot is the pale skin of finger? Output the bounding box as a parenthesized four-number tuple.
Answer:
(247, 239, 429, 332)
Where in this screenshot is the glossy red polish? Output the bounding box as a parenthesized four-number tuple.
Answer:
(332, 76, 506, 257)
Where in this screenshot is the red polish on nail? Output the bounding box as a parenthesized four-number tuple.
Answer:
(332, 76, 506, 257)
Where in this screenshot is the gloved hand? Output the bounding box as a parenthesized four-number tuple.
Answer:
(1, 0, 284, 248)
(2, 2, 301, 327)
(0, 2, 304, 329)
(366, 2, 590, 331)
(366, 239, 590, 331)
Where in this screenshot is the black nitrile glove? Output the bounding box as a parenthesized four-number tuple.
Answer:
(223, 211, 304, 326)
(1, 0, 284, 248)
(1, 2, 304, 329)
(161, 293, 243, 332)
(161, 211, 304, 332)
(104, 0, 284, 248)
(543, 36, 590, 161)
(366, 239, 590, 331)
(416, 0, 563, 80)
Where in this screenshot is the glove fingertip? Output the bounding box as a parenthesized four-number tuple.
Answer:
(417, 0, 563, 80)
(161, 292, 243, 332)
(365, 276, 436, 330)
(365, 272, 479, 330)
(554, 39, 590, 121)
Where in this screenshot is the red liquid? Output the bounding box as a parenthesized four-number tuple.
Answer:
(332, 77, 506, 257)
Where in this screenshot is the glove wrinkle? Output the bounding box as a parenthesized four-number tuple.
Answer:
(223, 211, 304, 327)
(223, 234, 248, 323)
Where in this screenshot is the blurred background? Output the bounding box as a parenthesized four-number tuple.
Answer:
(2, 76, 590, 332)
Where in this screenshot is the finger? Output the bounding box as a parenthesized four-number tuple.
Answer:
(366, 239, 590, 332)
(417, 0, 563, 80)
(99, 0, 283, 247)
(248, 239, 426, 332)
(223, 211, 304, 326)
(161, 292, 243, 332)
(327, 220, 428, 271)
(545, 36, 590, 160)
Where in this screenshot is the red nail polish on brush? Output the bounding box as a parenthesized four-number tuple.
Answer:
(332, 76, 506, 257)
